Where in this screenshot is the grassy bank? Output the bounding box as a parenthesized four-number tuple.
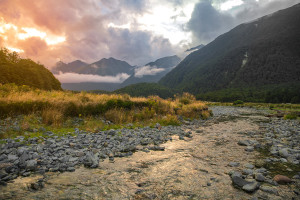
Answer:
(0, 84, 210, 139)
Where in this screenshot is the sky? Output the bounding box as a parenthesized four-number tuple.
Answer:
(0, 0, 299, 69)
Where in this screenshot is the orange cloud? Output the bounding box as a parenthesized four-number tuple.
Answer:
(0, 0, 177, 68)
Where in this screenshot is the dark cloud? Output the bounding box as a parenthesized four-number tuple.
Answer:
(187, 1, 234, 44)
(187, 0, 300, 45)
(107, 28, 175, 65)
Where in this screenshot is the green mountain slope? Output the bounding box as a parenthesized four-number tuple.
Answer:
(0, 48, 62, 90)
(159, 4, 300, 102)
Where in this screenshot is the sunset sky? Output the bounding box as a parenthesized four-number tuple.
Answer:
(0, 0, 299, 68)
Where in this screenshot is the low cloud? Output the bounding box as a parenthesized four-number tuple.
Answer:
(54, 72, 130, 83)
(187, 0, 300, 45)
(134, 65, 166, 78)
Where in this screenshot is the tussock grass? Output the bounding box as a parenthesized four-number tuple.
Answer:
(0, 84, 210, 139)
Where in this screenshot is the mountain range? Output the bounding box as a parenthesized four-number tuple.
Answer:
(52, 4, 300, 103)
(53, 55, 181, 91)
(52, 58, 134, 76)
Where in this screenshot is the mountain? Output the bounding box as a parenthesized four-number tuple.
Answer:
(0, 48, 62, 90)
(185, 44, 205, 52)
(121, 55, 181, 87)
(77, 57, 134, 76)
(52, 60, 88, 74)
(53, 57, 135, 91)
(159, 4, 300, 103)
(52, 57, 134, 76)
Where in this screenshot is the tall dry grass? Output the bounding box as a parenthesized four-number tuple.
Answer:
(0, 84, 209, 126)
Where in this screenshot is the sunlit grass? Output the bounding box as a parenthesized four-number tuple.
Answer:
(0, 84, 209, 139)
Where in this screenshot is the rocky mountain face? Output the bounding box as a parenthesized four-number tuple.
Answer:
(159, 4, 300, 102)
(51, 60, 88, 74)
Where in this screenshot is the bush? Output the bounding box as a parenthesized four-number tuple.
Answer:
(233, 100, 244, 105)
(283, 112, 298, 120)
(42, 108, 64, 126)
(176, 93, 196, 105)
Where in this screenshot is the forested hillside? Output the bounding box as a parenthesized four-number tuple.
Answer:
(159, 4, 300, 103)
(0, 48, 62, 90)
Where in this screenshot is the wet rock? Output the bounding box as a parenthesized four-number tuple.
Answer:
(273, 175, 292, 184)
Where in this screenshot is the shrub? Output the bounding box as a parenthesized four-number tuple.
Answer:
(175, 93, 196, 105)
(42, 108, 64, 126)
(233, 100, 244, 105)
(283, 112, 298, 120)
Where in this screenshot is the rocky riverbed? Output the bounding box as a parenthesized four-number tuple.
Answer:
(0, 106, 299, 199)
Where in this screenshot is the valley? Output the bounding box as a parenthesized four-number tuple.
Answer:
(1, 106, 299, 199)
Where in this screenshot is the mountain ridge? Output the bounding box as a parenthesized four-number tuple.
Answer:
(159, 3, 300, 102)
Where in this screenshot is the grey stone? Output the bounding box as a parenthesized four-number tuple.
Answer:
(25, 160, 37, 171)
(254, 173, 265, 182)
(255, 168, 267, 174)
(245, 146, 254, 152)
(260, 185, 278, 195)
(232, 176, 252, 188)
(83, 152, 99, 168)
(238, 140, 251, 146)
(279, 148, 289, 158)
(229, 162, 240, 167)
(242, 181, 260, 193)
(242, 169, 253, 175)
(244, 163, 254, 169)
(7, 154, 18, 162)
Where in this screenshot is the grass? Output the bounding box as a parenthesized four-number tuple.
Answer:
(257, 146, 300, 177)
(0, 84, 209, 139)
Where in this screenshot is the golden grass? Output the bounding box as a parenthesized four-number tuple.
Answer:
(42, 108, 64, 127)
(0, 84, 210, 139)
